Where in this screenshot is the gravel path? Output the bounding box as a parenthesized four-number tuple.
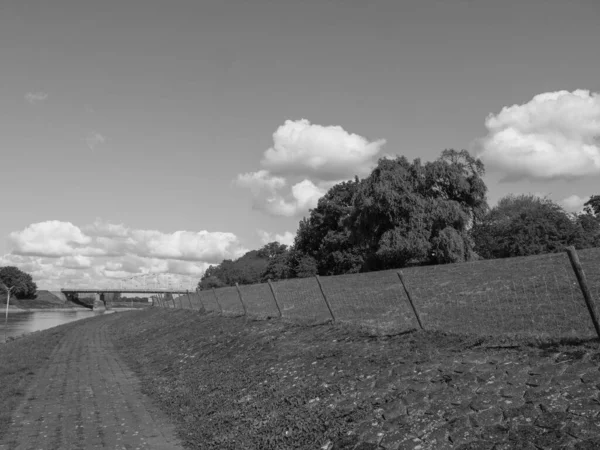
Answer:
(0, 318, 183, 450)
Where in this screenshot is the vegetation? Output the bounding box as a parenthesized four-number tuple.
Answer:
(471, 194, 597, 259)
(0, 266, 37, 299)
(198, 149, 600, 289)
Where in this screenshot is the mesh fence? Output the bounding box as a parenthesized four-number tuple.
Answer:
(320, 271, 418, 334)
(156, 247, 600, 339)
(238, 282, 280, 319)
(271, 277, 332, 324)
(199, 289, 220, 313)
(214, 286, 245, 316)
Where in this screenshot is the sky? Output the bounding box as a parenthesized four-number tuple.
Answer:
(1, 0, 599, 290)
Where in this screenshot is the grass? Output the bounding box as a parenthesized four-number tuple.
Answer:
(109, 308, 600, 449)
(0, 290, 83, 309)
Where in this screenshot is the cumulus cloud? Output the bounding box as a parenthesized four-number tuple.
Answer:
(24, 91, 48, 104)
(237, 119, 385, 217)
(476, 90, 600, 181)
(236, 170, 286, 196)
(9, 221, 92, 257)
(85, 131, 107, 150)
(3, 220, 247, 289)
(560, 194, 590, 213)
(262, 119, 386, 181)
(257, 230, 296, 246)
(8, 221, 245, 263)
(59, 255, 93, 269)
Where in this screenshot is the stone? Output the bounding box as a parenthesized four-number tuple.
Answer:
(470, 406, 503, 427)
(567, 398, 600, 418)
(382, 401, 407, 421)
(478, 424, 509, 442)
(469, 394, 496, 412)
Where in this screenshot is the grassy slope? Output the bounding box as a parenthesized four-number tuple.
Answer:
(109, 308, 600, 450)
(0, 290, 84, 309)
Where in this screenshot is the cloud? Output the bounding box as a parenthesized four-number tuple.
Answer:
(24, 92, 48, 104)
(85, 131, 107, 150)
(8, 221, 92, 257)
(3, 220, 248, 289)
(236, 170, 286, 196)
(476, 90, 600, 181)
(258, 230, 296, 246)
(59, 255, 93, 269)
(560, 194, 590, 213)
(237, 119, 385, 217)
(262, 119, 386, 181)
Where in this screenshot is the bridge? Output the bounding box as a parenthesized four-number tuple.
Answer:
(60, 274, 198, 310)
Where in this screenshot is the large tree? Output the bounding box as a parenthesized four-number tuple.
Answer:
(350, 149, 487, 270)
(294, 149, 487, 274)
(0, 266, 37, 299)
(471, 195, 581, 259)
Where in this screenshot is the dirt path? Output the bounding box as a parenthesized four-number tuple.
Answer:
(0, 317, 183, 450)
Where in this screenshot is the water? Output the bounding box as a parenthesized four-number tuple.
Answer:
(2, 310, 114, 341)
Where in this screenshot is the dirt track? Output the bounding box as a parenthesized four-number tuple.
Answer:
(0, 318, 182, 450)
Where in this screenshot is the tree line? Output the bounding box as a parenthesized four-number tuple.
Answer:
(199, 149, 600, 290)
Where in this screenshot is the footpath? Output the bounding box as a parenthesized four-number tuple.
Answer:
(0, 318, 183, 450)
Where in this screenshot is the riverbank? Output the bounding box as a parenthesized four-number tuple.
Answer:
(107, 308, 600, 449)
(4, 307, 90, 313)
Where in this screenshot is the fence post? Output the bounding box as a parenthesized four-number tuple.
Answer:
(196, 288, 205, 312)
(397, 271, 424, 330)
(566, 246, 600, 340)
(235, 283, 248, 317)
(185, 290, 194, 310)
(212, 287, 223, 314)
(315, 275, 336, 322)
(267, 279, 283, 317)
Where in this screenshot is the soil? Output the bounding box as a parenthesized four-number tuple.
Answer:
(108, 309, 600, 450)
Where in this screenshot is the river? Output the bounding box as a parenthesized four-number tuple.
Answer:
(2, 310, 115, 341)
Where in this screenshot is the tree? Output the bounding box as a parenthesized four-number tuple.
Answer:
(0, 266, 37, 299)
(294, 179, 364, 275)
(197, 242, 289, 289)
(471, 195, 581, 259)
(261, 248, 318, 282)
(584, 195, 600, 217)
(350, 150, 487, 270)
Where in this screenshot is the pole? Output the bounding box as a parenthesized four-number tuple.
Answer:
(566, 246, 600, 340)
(315, 276, 336, 322)
(2, 284, 14, 344)
(212, 287, 223, 313)
(196, 288, 205, 312)
(267, 279, 282, 317)
(397, 271, 424, 330)
(235, 283, 247, 316)
(185, 290, 193, 310)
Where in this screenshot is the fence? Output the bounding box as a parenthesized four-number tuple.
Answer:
(153, 246, 600, 340)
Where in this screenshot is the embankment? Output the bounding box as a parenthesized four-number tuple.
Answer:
(0, 290, 86, 311)
(107, 308, 600, 449)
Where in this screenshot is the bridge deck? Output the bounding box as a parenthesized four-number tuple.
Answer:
(61, 289, 192, 294)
